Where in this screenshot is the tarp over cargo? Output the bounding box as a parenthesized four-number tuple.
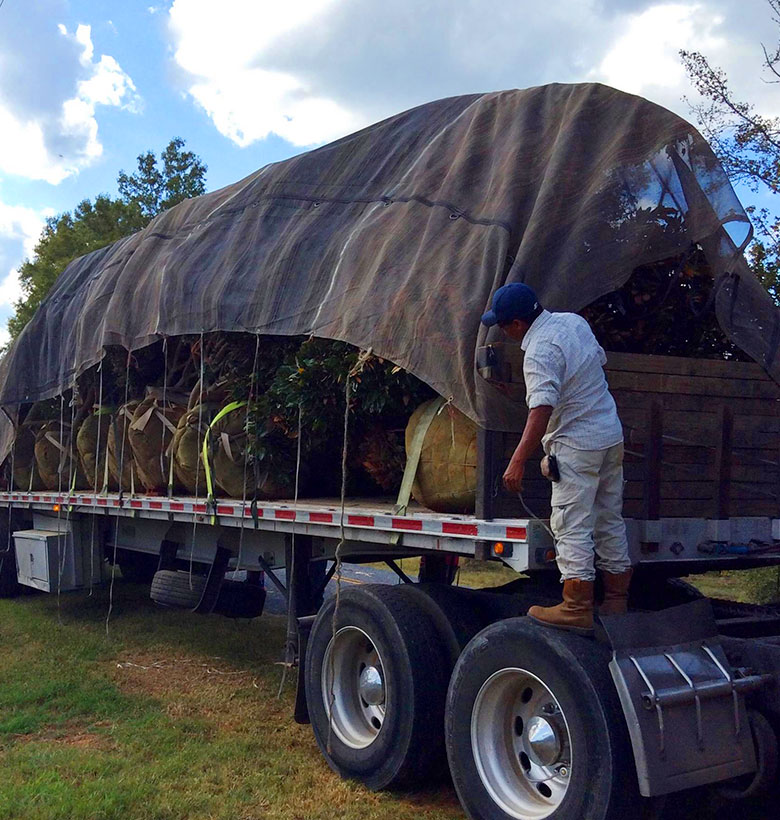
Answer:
(1, 83, 778, 461)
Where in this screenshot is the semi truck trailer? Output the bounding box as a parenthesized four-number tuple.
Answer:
(2, 83, 780, 819)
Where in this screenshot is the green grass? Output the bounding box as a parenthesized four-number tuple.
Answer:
(0, 585, 463, 820)
(2, 563, 776, 820)
(686, 566, 780, 604)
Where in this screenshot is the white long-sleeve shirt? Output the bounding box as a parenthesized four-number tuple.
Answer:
(521, 310, 623, 451)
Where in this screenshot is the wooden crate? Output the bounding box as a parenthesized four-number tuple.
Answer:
(476, 350, 780, 520)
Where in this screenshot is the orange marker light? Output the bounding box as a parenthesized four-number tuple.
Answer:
(52, 504, 60, 512)
(493, 542, 505, 555)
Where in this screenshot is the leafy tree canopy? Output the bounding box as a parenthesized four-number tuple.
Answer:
(117, 137, 207, 221)
(681, 0, 780, 303)
(6, 138, 207, 345)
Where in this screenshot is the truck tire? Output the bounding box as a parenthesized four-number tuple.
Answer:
(446, 617, 641, 820)
(304, 584, 451, 791)
(150, 569, 206, 608)
(0, 517, 21, 598)
(629, 574, 703, 611)
(213, 579, 266, 619)
(116, 549, 159, 584)
(710, 709, 778, 804)
(0, 548, 21, 598)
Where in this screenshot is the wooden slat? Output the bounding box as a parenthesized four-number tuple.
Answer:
(644, 402, 662, 521)
(606, 371, 780, 399)
(623, 462, 778, 484)
(612, 389, 780, 416)
(605, 351, 771, 381)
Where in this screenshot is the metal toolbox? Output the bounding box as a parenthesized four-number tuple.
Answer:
(13, 528, 103, 592)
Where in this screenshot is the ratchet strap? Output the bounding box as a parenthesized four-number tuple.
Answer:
(201, 401, 248, 524)
(390, 396, 447, 545)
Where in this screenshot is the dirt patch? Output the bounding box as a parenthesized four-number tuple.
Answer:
(13, 719, 116, 751)
(110, 650, 275, 730)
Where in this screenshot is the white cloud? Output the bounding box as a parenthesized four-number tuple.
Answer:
(0, 16, 140, 184)
(593, 3, 726, 101)
(166, 0, 776, 151)
(169, 0, 360, 146)
(0, 201, 50, 309)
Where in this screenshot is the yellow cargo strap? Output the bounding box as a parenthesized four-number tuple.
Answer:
(201, 401, 248, 523)
(390, 396, 447, 545)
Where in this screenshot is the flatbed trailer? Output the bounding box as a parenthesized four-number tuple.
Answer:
(3, 483, 780, 819)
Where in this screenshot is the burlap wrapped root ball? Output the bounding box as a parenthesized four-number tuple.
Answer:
(12, 425, 43, 491)
(128, 397, 186, 493)
(210, 403, 291, 500)
(107, 401, 141, 491)
(172, 404, 220, 495)
(34, 421, 88, 491)
(405, 399, 478, 514)
(76, 411, 117, 491)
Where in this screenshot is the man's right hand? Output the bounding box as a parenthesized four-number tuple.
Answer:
(503, 460, 525, 494)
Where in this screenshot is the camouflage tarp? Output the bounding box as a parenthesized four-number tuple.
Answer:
(1, 83, 777, 460)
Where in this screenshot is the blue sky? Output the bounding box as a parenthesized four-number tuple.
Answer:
(1, 0, 778, 344)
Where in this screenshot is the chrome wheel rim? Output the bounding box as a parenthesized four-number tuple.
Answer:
(471, 668, 572, 819)
(322, 626, 386, 749)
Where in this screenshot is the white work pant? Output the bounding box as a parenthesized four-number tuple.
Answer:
(548, 441, 631, 582)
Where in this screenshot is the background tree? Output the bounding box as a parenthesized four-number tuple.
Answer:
(6, 138, 207, 345)
(681, 0, 780, 303)
(117, 137, 207, 222)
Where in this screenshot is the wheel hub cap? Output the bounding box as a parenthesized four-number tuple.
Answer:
(525, 716, 561, 767)
(471, 668, 572, 819)
(322, 626, 387, 750)
(358, 665, 385, 706)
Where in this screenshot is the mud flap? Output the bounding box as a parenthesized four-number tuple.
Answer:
(602, 599, 765, 797)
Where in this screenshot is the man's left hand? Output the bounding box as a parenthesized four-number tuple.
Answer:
(503, 460, 525, 494)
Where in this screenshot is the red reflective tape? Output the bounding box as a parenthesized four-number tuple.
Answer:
(83, 497, 93, 505)
(442, 522, 479, 536)
(32, 495, 41, 502)
(170, 502, 184, 511)
(506, 526, 527, 540)
(309, 512, 333, 523)
(244, 506, 260, 517)
(149, 501, 163, 510)
(130, 500, 143, 508)
(275, 510, 296, 520)
(347, 515, 374, 527)
(217, 505, 234, 516)
(392, 518, 423, 531)
(112, 499, 121, 507)
(97, 498, 108, 506)
(194, 503, 207, 513)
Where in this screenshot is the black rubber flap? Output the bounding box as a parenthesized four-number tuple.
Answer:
(600, 599, 718, 650)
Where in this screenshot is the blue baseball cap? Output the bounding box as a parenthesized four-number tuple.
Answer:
(481, 283, 540, 327)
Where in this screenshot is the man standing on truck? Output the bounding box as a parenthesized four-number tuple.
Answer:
(481, 282, 633, 634)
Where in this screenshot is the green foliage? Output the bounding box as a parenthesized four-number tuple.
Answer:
(583, 249, 749, 359)
(680, 1, 780, 303)
(117, 137, 207, 222)
(6, 139, 207, 345)
(6, 197, 144, 341)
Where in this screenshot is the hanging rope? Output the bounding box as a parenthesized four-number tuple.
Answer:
(89, 360, 105, 596)
(327, 348, 371, 753)
(106, 349, 132, 639)
(56, 393, 65, 626)
(237, 335, 261, 585)
(277, 401, 303, 699)
(190, 332, 205, 589)
(160, 336, 168, 491)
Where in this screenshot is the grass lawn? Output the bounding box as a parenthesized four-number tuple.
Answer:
(0, 582, 463, 820)
(2, 563, 777, 820)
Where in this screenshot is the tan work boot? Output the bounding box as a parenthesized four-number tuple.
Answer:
(527, 580, 594, 636)
(598, 569, 633, 616)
